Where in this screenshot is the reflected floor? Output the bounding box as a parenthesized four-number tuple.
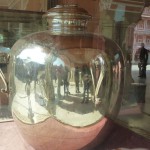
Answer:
(13, 82, 104, 126)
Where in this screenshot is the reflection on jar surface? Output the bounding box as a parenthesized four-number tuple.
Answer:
(9, 3, 125, 150)
(10, 32, 124, 125)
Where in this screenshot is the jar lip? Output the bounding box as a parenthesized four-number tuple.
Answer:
(43, 4, 92, 20)
(43, 4, 92, 33)
(55, 4, 78, 8)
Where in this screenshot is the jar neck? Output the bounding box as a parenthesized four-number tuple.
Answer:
(43, 4, 91, 34)
(58, 0, 77, 5)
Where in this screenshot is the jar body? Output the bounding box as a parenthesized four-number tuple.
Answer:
(9, 30, 124, 149)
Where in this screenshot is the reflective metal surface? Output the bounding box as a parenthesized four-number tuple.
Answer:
(43, 4, 92, 34)
(9, 4, 124, 127)
(10, 32, 124, 126)
(7, 4, 125, 150)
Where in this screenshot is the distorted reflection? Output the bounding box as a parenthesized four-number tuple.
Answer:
(13, 48, 113, 126)
(90, 57, 105, 106)
(74, 66, 81, 93)
(81, 64, 92, 103)
(63, 66, 70, 95)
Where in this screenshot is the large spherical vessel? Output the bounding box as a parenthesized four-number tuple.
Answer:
(9, 4, 124, 150)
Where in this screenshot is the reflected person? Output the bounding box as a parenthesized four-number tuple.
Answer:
(81, 65, 92, 103)
(63, 66, 70, 95)
(74, 66, 81, 93)
(138, 43, 148, 78)
(56, 65, 64, 99)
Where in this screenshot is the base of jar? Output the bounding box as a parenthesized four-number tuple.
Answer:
(13, 114, 114, 150)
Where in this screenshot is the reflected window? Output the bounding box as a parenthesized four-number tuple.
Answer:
(136, 35, 143, 43)
(147, 20, 150, 29)
(146, 36, 150, 43)
(137, 21, 144, 29)
(114, 4, 125, 22)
